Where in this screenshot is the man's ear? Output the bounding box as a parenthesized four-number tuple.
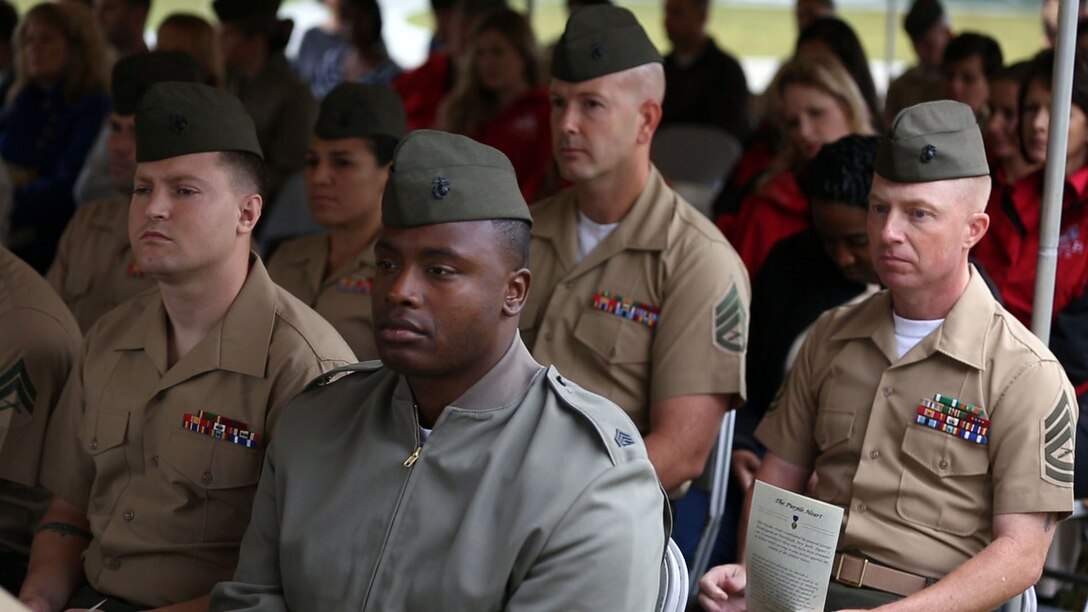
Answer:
(964, 211, 989, 250)
(636, 99, 662, 146)
(237, 193, 262, 235)
(502, 268, 531, 317)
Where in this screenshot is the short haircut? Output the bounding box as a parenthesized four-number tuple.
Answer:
(491, 219, 530, 269)
(220, 151, 269, 199)
(942, 32, 1003, 81)
(802, 134, 880, 208)
(367, 135, 399, 167)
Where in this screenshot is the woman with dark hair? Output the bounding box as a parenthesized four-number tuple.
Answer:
(972, 49, 1088, 495)
(310, 0, 400, 99)
(0, 2, 109, 272)
(939, 32, 1003, 119)
(984, 61, 1039, 186)
(437, 8, 551, 201)
(267, 83, 405, 361)
(795, 16, 883, 132)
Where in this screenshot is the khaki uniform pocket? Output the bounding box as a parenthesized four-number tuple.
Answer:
(896, 426, 990, 536)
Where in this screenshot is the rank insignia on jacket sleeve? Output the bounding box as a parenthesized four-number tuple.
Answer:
(1041, 391, 1075, 486)
(614, 429, 635, 448)
(713, 283, 746, 353)
(0, 358, 36, 415)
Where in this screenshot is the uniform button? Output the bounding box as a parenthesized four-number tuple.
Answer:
(882, 387, 893, 397)
(869, 450, 880, 460)
(938, 459, 949, 469)
(123, 510, 134, 521)
(106, 559, 120, 570)
(90, 438, 99, 450)
(201, 471, 213, 484)
(151, 455, 159, 466)
(857, 502, 868, 513)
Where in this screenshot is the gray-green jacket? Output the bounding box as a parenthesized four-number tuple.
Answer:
(211, 336, 668, 611)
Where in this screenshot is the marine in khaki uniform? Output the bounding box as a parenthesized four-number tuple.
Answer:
(19, 83, 355, 612)
(698, 101, 1076, 612)
(0, 246, 81, 594)
(521, 5, 749, 493)
(267, 84, 407, 361)
(47, 51, 204, 332)
(210, 130, 669, 611)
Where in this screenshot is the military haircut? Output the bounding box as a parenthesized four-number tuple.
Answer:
(220, 150, 269, 199)
(492, 218, 530, 270)
(942, 32, 1003, 81)
(803, 134, 880, 209)
(368, 135, 399, 167)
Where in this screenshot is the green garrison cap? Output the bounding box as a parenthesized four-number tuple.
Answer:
(135, 82, 263, 162)
(875, 100, 988, 183)
(551, 4, 662, 83)
(382, 130, 532, 228)
(315, 84, 407, 141)
(112, 51, 203, 116)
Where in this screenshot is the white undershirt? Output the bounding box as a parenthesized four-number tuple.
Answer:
(576, 211, 620, 263)
(892, 313, 944, 359)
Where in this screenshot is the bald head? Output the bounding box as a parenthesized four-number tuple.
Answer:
(615, 62, 665, 106)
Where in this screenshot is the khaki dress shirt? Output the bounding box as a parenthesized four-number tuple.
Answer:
(521, 167, 749, 431)
(0, 246, 81, 555)
(40, 256, 355, 607)
(267, 233, 378, 361)
(757, 269, 1076, 579)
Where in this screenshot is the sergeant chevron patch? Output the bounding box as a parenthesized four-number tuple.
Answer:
(0, 358, 36, 415)
(614, 429, 635, 448)
(713, 283, 746, 353)
(1041, 391, 1075, 486)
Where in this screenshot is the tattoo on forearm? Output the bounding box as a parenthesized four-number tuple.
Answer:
(35, 522, 92, 541)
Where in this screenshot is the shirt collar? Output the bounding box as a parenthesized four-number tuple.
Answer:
(831, 266, 995, 369)
(113, 254, 278, 381)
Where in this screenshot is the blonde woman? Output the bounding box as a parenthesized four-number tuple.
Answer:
(716, 54, 875, 276)
(1, 2, 109, 272)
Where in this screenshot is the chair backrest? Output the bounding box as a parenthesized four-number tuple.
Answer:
(657, 538, 690, 612)
(651, 124, 742, 216)
(687, 410, 737, 599)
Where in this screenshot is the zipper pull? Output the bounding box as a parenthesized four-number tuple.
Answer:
(403, 446, 421, 468)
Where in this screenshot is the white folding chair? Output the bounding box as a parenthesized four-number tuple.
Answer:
(650, 124, 743, 217)
(687, 410, 737, 600)
(657, 538, 690, 612)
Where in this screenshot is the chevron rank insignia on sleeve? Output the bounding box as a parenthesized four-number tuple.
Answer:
(1041, 391, 1075, 486)
(713, 283, 747, 353)
(0, 358, 36, 415)
(614, 429, 635, 448)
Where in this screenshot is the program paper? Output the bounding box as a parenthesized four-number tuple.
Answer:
(745, 480, 844, 612)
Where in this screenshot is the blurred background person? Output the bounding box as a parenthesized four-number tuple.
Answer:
(155, 13, 224, 87)
(884, 0, 950, 123)
(661, 0, 750, 143)
(0, 1, 17, 110)
(716, 55, 875, 277)
(216, 0, 316, 206)
(295, 0, 346, 96)
(309, 0, 400, 99)
(795, 16, 882, 132)
(267, 83, 404, 361)
(795, 0, 834, 32)
(91, 0, 148, 66)
(985, 60, 1039, 187)
(939, 31, 1003, 121)
(1, 2, 109, 273)
(437, 7, 550, 202)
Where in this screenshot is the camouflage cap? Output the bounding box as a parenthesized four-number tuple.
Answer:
(382, 130, 532, 228)
(315, 84, 407, 142)
(112, 51, 203, 116)
(904, 0, 945, 39)
(551, 4, 662, 83)
(135, 82, 263, 162)
(875, 100, 988, 183)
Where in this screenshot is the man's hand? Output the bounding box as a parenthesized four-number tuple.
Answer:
(731, 450, 761, 491)
(697, 564, 747, 612)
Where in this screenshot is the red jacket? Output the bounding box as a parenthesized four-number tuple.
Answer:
(393, 52, 453, 131)
(716, 169, 808, 277)
(474, 88, 552, 202)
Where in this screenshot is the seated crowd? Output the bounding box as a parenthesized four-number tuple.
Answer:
(0, 0, 1083, 610)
